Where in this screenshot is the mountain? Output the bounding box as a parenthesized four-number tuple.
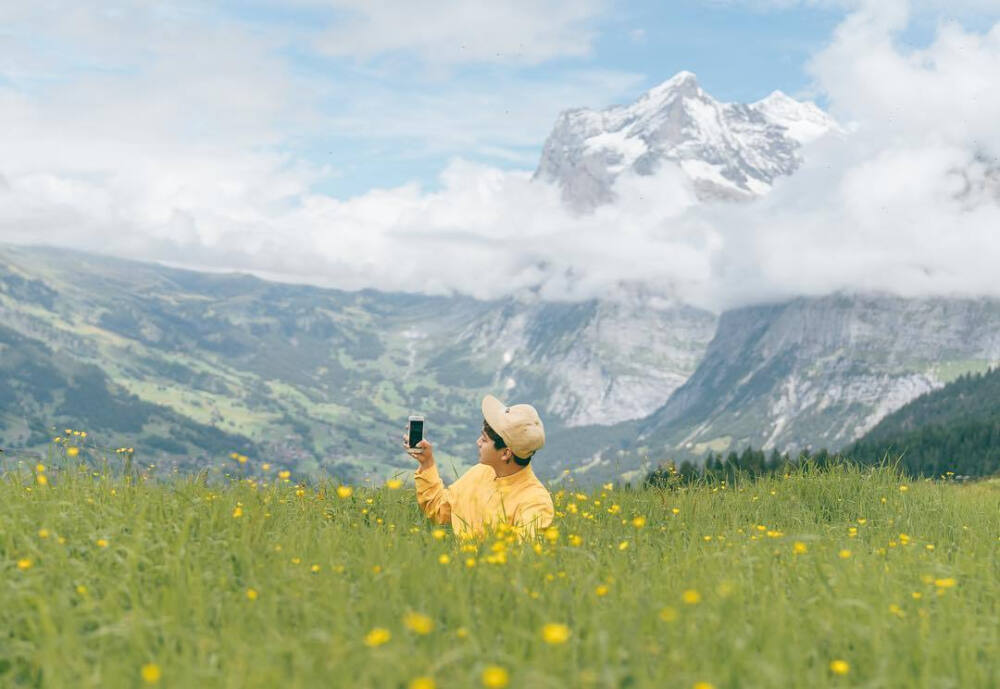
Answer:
(847, 367, 1000, 478)
(610, 294, 1000, 479)
(534, 71, 839, 210)
(0, 244, 715, 481)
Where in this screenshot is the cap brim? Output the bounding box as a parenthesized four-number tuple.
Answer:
(481, 395, 508, 440)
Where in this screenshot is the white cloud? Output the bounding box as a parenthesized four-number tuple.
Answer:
(1, 0, 999, 315)
(310, 0, 608, 67)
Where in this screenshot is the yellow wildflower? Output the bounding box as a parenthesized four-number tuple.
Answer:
(246, 588, 259, 600)
(432, 529, 446, 541)
(364, 627, 392, 647)
(232, 507, 243, 518)
(682, 589, 701, 605)
(438, 554, 450, 565)
(481, 665, 509, 688)
(36, 474, 48, 486)
(67, 447, 80, 458)
(261, 463, 271, 471)
(337, 485, 353, 499)
(408, 677, 435, 689)
(386, 478, 403, 490)
(540, 623, 571, 644)
(544, 526, 559, 543)
(659, 606, 678, 622)
(793, 541, 808, 554)
(934, 577, 956, 589)
(17, 558, 32, 571)
(278, 470, 291, 480)
(618, 541, 629, 551)
(829, 660, 850, 675)
(404, 611, 434, 635)
(141, 663, 162, 684)
(595, 584, 609, 597)
(96, 539, 109, 548)
(36, 463, 46, 473)
(838, 549, 851, 559)
(311, 564, 321, 573)
(693, 683, 716, 689)
(632, 516, 646, 529)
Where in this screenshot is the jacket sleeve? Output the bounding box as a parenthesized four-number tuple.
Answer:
(414, 463, 453, 525)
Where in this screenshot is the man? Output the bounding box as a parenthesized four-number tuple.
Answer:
(407, 394, 554, 538)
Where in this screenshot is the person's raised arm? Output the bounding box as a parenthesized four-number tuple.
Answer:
(407, 439, 452, 525)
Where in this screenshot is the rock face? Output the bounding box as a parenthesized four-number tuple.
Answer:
(450, 291, 717, 427)
(534, 71, 839, 210)
(633, 294, 1000, 460)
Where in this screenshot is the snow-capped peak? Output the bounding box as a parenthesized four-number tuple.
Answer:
(534, 73, 840, 211)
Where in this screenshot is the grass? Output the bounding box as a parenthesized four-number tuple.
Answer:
(1, 450, 997, 689)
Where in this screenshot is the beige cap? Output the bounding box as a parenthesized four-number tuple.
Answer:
(481, 394, 545, 459)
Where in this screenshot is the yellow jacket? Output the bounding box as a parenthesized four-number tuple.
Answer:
(415, 462, 554, 537)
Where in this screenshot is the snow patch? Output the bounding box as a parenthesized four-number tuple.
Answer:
(584, 130, 648, 165)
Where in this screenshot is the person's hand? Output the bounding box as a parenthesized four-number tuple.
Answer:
(404, 436, 435, 469)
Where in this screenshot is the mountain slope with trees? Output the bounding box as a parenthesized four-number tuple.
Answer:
(846, 367, 1000, 478)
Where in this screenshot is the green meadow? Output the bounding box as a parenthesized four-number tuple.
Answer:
(1, 444, 998, 689)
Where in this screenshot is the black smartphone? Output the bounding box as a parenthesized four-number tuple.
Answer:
(407, 415, 424, 448)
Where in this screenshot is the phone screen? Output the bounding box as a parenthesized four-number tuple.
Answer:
(408, 419, 424, 448)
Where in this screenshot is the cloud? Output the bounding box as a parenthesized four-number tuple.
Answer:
(310, 0, 608, 67)
(1, 0, 999, 314)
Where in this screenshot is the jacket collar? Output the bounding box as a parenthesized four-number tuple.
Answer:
(493, 464, 536, 487)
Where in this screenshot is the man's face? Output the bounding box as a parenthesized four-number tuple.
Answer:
(476, 426, 507, 469)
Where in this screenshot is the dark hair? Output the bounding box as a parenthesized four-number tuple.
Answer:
(483, 420, 531, 466)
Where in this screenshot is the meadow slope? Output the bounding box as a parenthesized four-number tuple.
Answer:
(1, 449, 998, 689)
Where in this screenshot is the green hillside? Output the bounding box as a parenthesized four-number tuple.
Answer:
(0, 245, 499, 481)
(847, 367, 1000, 477)
(0, 323, 256, 465)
